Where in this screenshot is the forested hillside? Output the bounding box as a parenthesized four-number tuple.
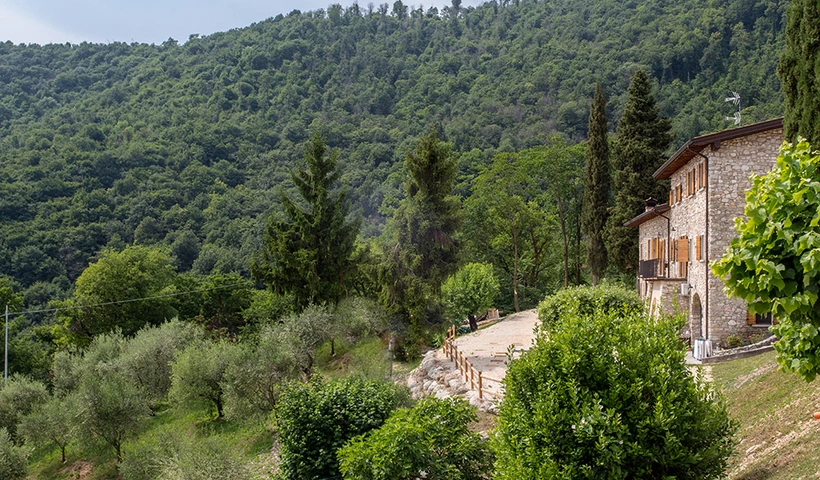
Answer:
(0, 0, 785, 296)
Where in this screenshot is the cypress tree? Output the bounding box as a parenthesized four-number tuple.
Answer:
(581, 83, 610, 285)
(778, 0, 820, 145)
(387, 127, 461, 327)
(605, 70, 671, 273)
(252, 133, 360, 310)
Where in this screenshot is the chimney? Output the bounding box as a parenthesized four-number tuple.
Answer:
(645, 197, 658, 211)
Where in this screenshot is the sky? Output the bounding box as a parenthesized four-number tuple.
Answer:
(0, 0, 483, 46)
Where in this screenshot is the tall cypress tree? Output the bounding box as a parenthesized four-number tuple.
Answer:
(581, 83, 610, 285)
(252, 133, 360, 310)
(387, 127, 461, 327)
(605, 70, 671, 273)
(778, 0, 820, 145)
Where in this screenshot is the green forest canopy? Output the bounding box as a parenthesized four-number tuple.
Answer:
(0, 0, 785, 299)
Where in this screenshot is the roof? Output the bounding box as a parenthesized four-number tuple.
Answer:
(653, 117, 783, 179)
(624, 203, 670, 228)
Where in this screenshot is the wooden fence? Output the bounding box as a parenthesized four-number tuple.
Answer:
(442, 325, 502, 400)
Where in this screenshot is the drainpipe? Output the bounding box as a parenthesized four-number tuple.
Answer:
(687, 146, 709, 339)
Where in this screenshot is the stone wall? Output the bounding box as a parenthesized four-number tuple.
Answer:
(668, 153, 708, 338)
(706, 128, 782, 343)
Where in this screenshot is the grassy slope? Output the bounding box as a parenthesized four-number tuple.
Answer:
(712, 351, 820, 480)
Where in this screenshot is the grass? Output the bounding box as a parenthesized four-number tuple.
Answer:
(712, 351, 820, 480)
(27, 405, 272, 480)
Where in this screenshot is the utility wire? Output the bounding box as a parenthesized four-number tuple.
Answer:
(5, 280, 255, 318)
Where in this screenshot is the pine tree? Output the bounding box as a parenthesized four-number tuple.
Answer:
(252, 133, 360, 310)
(778, 0, 820, 145)
(606, 70, 671, 273)
(581, 83, 610, 285)
(387, 127, 461, 327)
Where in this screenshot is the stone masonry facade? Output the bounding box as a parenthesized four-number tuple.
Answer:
(630, 120, 783, 348)
(705, 128, 782, 342)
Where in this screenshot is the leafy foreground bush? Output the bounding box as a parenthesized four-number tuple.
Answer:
(339, 397, 492, 480)
(537, 284, 643, 326)
(0, 427, 28, 480)
(275, 377, 404, 480)
(494, 309, 736, 479)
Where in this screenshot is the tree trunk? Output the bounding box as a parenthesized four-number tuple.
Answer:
(216, 397, 224, 419)
(115, 442, 122, 463)
(61, 445, 66, 463)
(468, 314, 478, 332)
(556, 196, 570, 288)
(512, 224, 521, 312)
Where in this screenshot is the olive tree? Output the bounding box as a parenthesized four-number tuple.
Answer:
(441, 262, 500, 331)
(713, 139, 820, 381)
(169, 340, 241, 419)
(19, 393, 79, 463)
(0, 428, 27, 480)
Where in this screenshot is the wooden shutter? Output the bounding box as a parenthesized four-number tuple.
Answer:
(677, 237, 690, 263)
(669, 189, 673, 205)
(746, 310, 756, 325)
(695, 235, 702, 261)
(699, 163, 706, 189)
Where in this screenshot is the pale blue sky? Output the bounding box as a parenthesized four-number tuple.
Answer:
(0, 0, 483, 45)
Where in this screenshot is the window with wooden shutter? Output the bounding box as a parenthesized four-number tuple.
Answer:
(746, 310, 756, 325)
(676, 237, 690, 263)
(695, 235, 702, 261)
(669, 189, 673, 205)
(699, 163, 706, 190)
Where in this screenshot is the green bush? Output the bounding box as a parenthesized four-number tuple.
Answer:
(0, 428, 28, 480)
(0, 375, 48, 442)
(275, 377, 404, 480)
(536, 285, 643, 327)
(493, 309, 736, 479)
(338, 397, 492, 480)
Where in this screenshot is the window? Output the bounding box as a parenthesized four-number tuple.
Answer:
(695, 235, 703, 261)
(746, 311, 773, 326)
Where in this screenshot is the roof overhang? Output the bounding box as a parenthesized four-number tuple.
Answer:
(624, 204, 670, 228)
(653, 117, 783, 179)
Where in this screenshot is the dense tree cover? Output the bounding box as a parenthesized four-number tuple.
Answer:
(778, 0, 820, 144)
(0, 0, 786, 301)
(463, 139, 584, 311)
(581, 83, 610, 285)
(713, 140, 820, 382)
(606, 70, 672, 272)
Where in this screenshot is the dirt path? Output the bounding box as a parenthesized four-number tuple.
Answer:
(407, 310, 541, 410)
(449, 309, 540, 397)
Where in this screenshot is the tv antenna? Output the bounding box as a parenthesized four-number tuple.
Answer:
(725, 91, 741, 126)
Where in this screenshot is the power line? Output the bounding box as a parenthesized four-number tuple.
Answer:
(5, 280, 255, 318)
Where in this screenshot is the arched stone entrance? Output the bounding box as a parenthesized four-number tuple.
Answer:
(690, 293, 703, 340)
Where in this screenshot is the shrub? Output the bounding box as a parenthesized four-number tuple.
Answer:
(493, 309, 736, 479)
(536, 284, 643, 327)
(275, 377, 404, 480)
(339, 397, 492, 480)
(0, 428, 28, 480)
(0, 375, 48, 442)
(722, 334, 744, 349)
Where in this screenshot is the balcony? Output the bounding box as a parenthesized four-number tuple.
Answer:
(639, 259, 661, 278)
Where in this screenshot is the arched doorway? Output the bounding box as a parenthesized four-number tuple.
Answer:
(690, 293, 703, 340)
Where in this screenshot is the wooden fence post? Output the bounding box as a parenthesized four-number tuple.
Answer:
(478, 371, 483, 399)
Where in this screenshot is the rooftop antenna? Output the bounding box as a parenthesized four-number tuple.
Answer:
(725, 91, 741, 126)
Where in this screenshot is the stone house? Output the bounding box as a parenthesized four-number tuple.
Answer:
(625, 117, 783, 351)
